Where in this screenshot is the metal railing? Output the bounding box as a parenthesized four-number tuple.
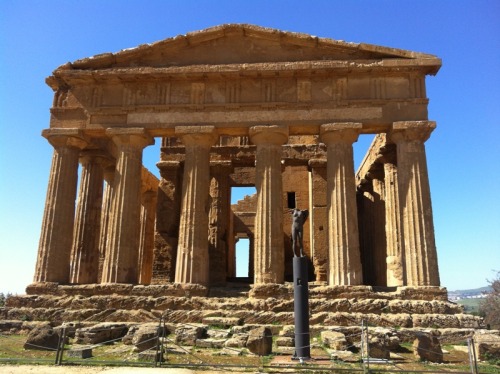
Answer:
(0, 318, 498, 373)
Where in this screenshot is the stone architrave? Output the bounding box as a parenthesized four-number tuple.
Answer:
(34, 129, 88, 283)
(249, 125, 288, 284)
(138, 190, 156, 285)
(102, 128, 154, 284)
(69, 152, 106, 284)
(174, 126, 218, 285)
(320, 123, 363, 286)
(390, 121, 440, 286)
(97, 164, 115, 283)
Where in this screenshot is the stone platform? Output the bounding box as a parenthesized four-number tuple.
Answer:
(1, 282, 484, 330)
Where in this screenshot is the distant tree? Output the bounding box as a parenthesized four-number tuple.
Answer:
(479, 271, 500, 329)
(0, 292, 14, 307)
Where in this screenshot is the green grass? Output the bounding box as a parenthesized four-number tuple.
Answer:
(456, 298, 485, 314)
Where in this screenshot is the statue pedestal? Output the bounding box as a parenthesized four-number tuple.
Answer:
(292, 256, 311, 360)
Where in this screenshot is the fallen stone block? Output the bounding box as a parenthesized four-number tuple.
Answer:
(23, 324, 60, 351)
(246, 326, 272, 356)
(66, 348, 92, 359)
(413, 332, 443, 363)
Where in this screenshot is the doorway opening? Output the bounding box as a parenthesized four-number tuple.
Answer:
(235, 238, 250, 278)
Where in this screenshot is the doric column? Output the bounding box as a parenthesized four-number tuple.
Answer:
(209, 161, 233, 286)
(138, 190, 157, 285)
(102, 128, 154, 284)
(379, 144, 405, 287)
(34, 129, 88, 283)
(390, 121, 440, 286)
(153, 160, 182, 283)
(249, 125, 288, 284)
(320, 123, 363, 286)
(97, 164, 115, 283)
(308, 158, 328, 282)
(174, 126, 218, 285)
(69, 152, 107, 284)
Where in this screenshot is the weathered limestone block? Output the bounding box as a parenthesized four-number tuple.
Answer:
(369, 327, 401, 351)
(53, 321, 79, 338)
(394, 286, 448, 301)
(75, 323, 128, 344)
(202, 316, 243, 328)
(249, 283, 292, 299)
(456, 314, 485, 329)
(321, 330, 348, 350)
(246, 326, 273, 356)
(66, 348, 92, 359)
(365, 336, 390, 359)
(23, 324, 60, 350)
(175, 325, 206, 346)
(413, 332, 443, 363)
(195, 338, 226, 349)
(122, 324, 140, 345)
(276, 337, 295, 347)
(224, 334, 248, 348)
(436, 328, 475, 344)
(309, 285, 374, 299)
(350, 298, 388, 314)
(310, 298, 352, 313)
(413, 314, 460, 328)
(386, 299, 462, 314)
(474, 331, 500, 360)
(25, 282, 60, 295)
(132, 323, 162, 352)
(207, 328, 231, 339)
(279, 325, 295, 337)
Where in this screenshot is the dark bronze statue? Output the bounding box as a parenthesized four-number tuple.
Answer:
(291, 209, 309, 257)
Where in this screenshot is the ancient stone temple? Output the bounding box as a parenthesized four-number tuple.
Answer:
(10, 24, 479, 329)
(33, 23, 442, 290)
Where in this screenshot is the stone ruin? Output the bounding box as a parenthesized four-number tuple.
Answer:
(2, 25, 495, 352)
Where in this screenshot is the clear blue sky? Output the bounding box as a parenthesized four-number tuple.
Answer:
(1, 0, 499, 294)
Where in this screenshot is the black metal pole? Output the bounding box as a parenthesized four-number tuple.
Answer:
(292, 256, 311, 361)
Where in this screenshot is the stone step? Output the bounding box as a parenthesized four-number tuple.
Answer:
(1, 306, 484, 330)
(5, 293, 463, 316)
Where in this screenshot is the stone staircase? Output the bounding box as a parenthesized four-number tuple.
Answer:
(1, 282, 484, 330)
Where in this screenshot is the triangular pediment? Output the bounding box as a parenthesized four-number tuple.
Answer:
(62, 24, 439, 72)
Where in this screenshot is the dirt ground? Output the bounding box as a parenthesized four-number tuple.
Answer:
(0, 365, 225, 374)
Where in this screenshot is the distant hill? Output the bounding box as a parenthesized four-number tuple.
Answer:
(448, 286, 492, 301)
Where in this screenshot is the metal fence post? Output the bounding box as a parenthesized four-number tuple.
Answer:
(55, 327, 66, 365)
(154, 317, 162, 367)
(467, 337, 479, 374)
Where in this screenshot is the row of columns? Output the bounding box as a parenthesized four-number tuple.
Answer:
(34, 121, 438, 287)
(34, 128, 156, 285)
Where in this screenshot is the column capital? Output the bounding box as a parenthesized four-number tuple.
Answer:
(249, 125, 288, 146)
(320, 123, 363, 144)
(390, 121, 436, 143)
(106, 127, 154, 148)
(42, 128, 89, 149)
(79, 150, 114, 168)
(308, 158, 327, 168)
(175, 126, 218, 147)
